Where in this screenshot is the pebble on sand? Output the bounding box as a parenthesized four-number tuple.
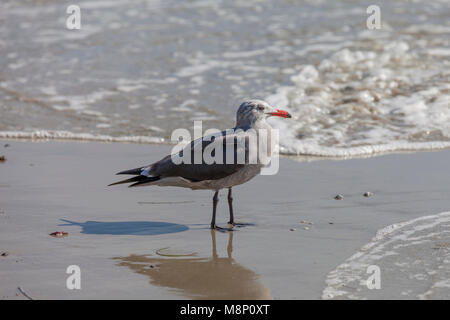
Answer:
(363, 192, 373, 197)
(290, 228, 296, 231)
(0, 155, 6, 162)
(1, 252, 9, 257)
(334, 194, 344, 200)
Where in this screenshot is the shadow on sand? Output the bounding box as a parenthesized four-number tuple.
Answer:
(113, 230, 271, 299)
(59, 219, 189, 236)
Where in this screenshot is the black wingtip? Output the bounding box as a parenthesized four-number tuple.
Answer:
(116, 167, 143, 175)
(108, 176, 146, 186)
(109, 175, 160, 187)
(128, 176, 160, 187)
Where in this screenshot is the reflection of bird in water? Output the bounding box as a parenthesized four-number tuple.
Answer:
(113, 230, 271, 299)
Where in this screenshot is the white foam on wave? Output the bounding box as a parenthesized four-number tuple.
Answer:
(0, 130, 165, 144)
(267, 41, 450, 157)
(272, 130, 450, 157)
(322, 211, 450, 300)
(48, 89, 118, 112)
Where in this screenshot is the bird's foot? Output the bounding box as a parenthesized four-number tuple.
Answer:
(227, 221, 254, 228)
(211, 225, 234, 232)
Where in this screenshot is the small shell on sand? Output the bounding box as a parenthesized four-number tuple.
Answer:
(49, 231, 68, 238)
(303, 226, 310, 230)
(363, 192, 373, 197)
(290, 228, 296, 231)
(300, 220, 313, 225)
(334, 194, 344, 200)
(1, 252, 9, 257)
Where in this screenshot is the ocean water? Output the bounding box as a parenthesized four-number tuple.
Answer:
(322, 211, 450, 300)
(0, 0, 449, 157)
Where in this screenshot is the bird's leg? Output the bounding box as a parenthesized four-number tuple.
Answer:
(210, 191, 219, 229)
(227, 187, 234, 225)
(226, 187, 253, 228)
(210, 190, 233, 231)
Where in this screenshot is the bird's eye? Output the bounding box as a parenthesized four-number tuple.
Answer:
(257, 106, 265, 111)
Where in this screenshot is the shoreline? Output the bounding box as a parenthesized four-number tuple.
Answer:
(1, 140, 450, 299)
(2, 131, 450, 161)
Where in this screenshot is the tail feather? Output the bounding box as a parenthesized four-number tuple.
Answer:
(108, 175, 160, 187)
(117, 167, 144, 175)
(129, 176, 160, 187)
(110, 164, 160, 187)
(108, 176, 145, 186)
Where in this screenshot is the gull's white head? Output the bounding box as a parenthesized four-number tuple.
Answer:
(235, 99, 291, 128)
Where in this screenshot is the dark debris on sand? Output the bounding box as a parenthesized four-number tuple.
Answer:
(49, 231, 69, 238)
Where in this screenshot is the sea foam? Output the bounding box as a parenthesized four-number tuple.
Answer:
(322, 211, 450, 300)
(0, 130, 165, 144)
(267, 41, 450, 157)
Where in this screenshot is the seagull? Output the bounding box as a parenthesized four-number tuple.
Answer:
(109, 100, 291, 230)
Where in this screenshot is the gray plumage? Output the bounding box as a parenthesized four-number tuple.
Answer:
(110, 99, 291, 229)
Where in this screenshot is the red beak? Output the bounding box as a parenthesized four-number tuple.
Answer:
(270, 109, 292, 118)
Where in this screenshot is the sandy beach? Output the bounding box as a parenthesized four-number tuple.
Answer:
(1, 0, 449, 305)
(1, 140, 449, 299)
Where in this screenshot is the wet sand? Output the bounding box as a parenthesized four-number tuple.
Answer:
(1, 140, 450, 299)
